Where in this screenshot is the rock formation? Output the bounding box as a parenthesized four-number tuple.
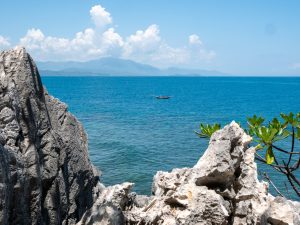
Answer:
(123, 122, 300, 225)
(0, 47, 299, 225)
(0, 47, 99, 225)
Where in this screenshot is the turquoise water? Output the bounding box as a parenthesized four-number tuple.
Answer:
(42, 76, 300, 200)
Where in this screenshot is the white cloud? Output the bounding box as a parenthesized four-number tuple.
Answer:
(188, 34, 216, 62)
(189, 34, 202, 45)
(19, 27, 125, 61)
(90, 5, 112, 28)
(122, 26, 215, 66)
(20, 28, 99, 61)
(72, 28, 95, 47)
(126, 24, 160, 48)
(123, 24, 161, 57)
(102, 28, 124, 47)
(16, 5, 215, 67)
(151, 44, 190, 65)
(100, 28, 124, 57)
(20, 29, 46, 50)
(0, 36, 11, 49)
(122, 24, 190, 66)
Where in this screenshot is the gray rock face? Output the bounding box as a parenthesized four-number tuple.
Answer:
(0, 47, 99, 224)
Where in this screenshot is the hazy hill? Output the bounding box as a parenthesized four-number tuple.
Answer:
(37, 57, 225, 76)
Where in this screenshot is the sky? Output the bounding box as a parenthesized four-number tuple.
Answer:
(0, 0, 300, 75)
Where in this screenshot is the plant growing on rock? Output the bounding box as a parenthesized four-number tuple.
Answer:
(196, 112, 300, 198)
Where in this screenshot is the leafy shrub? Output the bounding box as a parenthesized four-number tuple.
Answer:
(196, 113, 300, 198)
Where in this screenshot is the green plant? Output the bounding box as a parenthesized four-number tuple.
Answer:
(195, 123, 221, 138)
(196, 113, 300, 198)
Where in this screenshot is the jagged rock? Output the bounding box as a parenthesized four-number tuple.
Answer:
(262, 196, 300, 225)
(128, 193, 152, 209)
(232, 147, 270, 225)
(193, 122, 252, 188)
(125, 122, 250, 224)
(124, 122, 300, 225)
(152, 168, 192, 196)
(0, 47, 99, 224)
(78, 182, 133, 225)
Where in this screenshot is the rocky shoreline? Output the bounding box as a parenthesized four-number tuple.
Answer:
(0, 47, 299, 225)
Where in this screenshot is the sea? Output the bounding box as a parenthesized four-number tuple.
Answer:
(42, 76, 300, 200)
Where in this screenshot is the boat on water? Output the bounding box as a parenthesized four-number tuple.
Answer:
(156, 96, 170, 99)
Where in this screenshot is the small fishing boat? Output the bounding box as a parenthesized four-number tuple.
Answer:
(156, 96, 170, 99)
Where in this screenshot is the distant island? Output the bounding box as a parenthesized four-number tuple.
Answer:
(37, 57, 226, 76)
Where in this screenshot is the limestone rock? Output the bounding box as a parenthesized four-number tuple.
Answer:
(124, 122, 300, 225)
(262, 197, 300, 225)
(193, 121, 252, 188)
(0, 47, 99, 224)
(232, 147, 270, 225)
(78, 182, 133, 225)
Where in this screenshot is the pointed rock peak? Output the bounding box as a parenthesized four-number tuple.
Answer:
(13, 45, 27, 54)
(0, 46, 27, 60)
(0, 48, 98, 224)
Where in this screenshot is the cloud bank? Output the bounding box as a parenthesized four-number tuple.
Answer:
(2, 4, 216, 67)
(0, 36, 10, 48)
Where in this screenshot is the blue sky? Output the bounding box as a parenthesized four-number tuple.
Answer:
(0, 0, 300, 75)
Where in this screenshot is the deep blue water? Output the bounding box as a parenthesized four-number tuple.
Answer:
(42, 76, 300, 200)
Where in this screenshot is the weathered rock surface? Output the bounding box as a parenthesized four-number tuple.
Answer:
(0, 47, 99, 224)
(262, 196, 300, 225)
(78, 182, 133, 225)
(0, 47, 299, 225)
(124, 122, 300, 225)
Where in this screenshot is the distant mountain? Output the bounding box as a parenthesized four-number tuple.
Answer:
(37, 57, 226, 76)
